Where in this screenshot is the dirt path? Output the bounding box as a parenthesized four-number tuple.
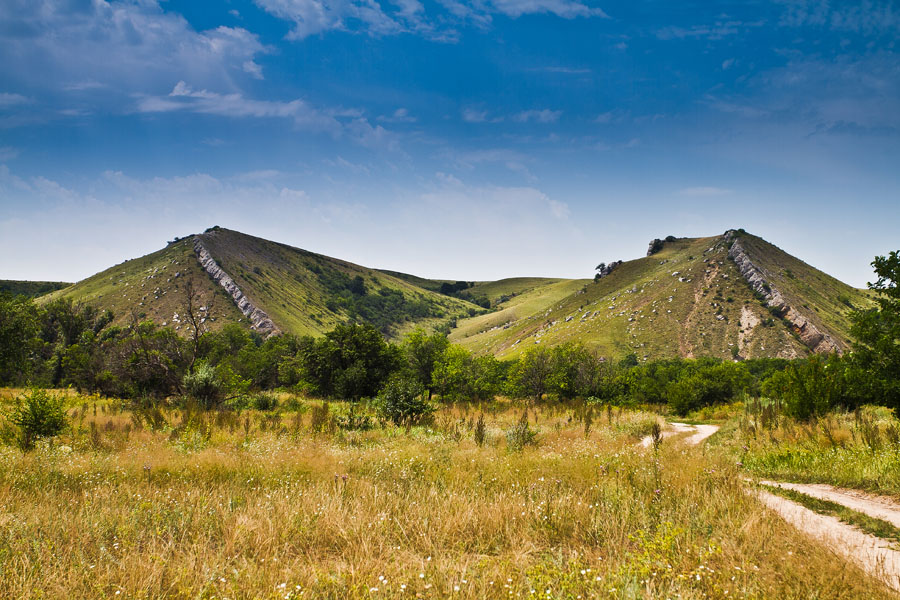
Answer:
(754, 487, 900, 592)
(759, 481, 900, 529)
(639, 422, 720, 448)
(680, 265, 719, 358)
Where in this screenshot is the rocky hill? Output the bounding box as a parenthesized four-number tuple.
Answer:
(449, 230, 871, 361)
(41, 227, 481, 339)
(38, 227, 870, 358)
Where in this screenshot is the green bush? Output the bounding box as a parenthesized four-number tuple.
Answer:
(2, 389, 68, 451)
(375, 374, 432, 424)
(506, 411, 538, 451)
(183, 363, 224, 410)
(761, 354, 846, 420)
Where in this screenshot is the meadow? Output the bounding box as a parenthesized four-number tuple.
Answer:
(1, 391, 895, 599)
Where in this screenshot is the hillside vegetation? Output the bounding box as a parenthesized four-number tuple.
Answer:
(35, 227, 869, 360)
(43, 228, 481, 340)
(451, 233, 870, 361)
(0, 280, 70, 298)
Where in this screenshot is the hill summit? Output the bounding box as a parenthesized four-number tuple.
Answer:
(40, 227, 869, 360)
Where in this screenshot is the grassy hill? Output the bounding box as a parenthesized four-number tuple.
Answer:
(38, 227, 869, 357)
(42, 227, 481, 339)
(0, 280, 70, 298)
(450, 232, 871, 361)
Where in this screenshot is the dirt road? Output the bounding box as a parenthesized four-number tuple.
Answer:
(754, 487, 900, 592)
(639, 422, 720, 448)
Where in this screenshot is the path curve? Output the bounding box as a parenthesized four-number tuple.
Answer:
(759, 480, 900, 530)
(639, 422, 720, 448)
(754, 488, 900, 592)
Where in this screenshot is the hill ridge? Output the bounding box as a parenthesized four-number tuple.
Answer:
(193, 234, 280, 337)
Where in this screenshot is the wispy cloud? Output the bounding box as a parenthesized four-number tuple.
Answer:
(378, 107, 417, 123)
(254, 0, 607, 40)
(678, 186, 734, 197)
(462, 108, 490, 123)
(528, 66, 592, 75)
(0, 93, 29, 108)
(778, 0, 900, 34)
(138, 82, 339, 132)
(513, 109, 561, 123)
(137, 82, 397, 148)
(0, 146, 19, 161)
(0, 1, 268, 96)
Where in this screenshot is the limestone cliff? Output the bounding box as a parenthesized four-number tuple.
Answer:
(725, 230, 839, 354)
(192, 237, 280, 337)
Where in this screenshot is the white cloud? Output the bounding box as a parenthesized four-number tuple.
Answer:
(242, 60, 265, 80)
(377, 107, 417, 123)
(678, 186, 734, 197)
(0, 93, 29, 108)
(0, 1, 268, 96)
(462, 108, 490, 123)
(255, 0, 606, 40)
(138, 81, 341, 133)
(0, 146, 19, 161)
(513, 109, 561, 123)
(549, 199, 570, 219)
(779, 0, 900, 34)
(487, 0, 607, 19)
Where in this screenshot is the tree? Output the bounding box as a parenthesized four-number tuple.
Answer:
(432, 345, 502, 402)
(403, 328, 449, 400)
(0, 293, 40, 384)
(509, 347, 553, 402)
(851, 250, 900, 410)
(299, 323, 400, 400)
(180, 276, 215, 374)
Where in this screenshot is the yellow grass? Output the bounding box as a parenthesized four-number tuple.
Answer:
(0, 393, 895, 599)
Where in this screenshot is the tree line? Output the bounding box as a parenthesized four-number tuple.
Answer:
(0, 250, 897, 420)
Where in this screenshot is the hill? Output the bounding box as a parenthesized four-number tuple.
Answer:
(0, 280, 70, 298)
(38, 227, 869, 359)
(449, 230, 871, 361)
(42, 227, 481, 339)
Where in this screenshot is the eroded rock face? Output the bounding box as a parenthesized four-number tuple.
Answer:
(724, 230, 839, 354)
(193, 237, 280, 337)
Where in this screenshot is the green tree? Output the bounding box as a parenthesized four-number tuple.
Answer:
(403, 328, 449, 400)
(509, 347, 553, 402)
(375, 373, 432, 424)
(851, 250, 900, 411)
(299, 323, 400, 400)
(432, 344, 502, 402)
(0, 293, 40, 384)
(761, 354, 846, 420)
(2, 389, 68, 451)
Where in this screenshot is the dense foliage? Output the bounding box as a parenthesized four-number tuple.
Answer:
(1, 247, 898, 416)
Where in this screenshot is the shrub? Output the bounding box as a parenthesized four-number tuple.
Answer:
(183, 363, 224, 410)
(761, 354, 846, 420)
(250, 391, 278, 411)
(2, 389, 68, 451)
(375, 374, 432, 425)
(506, 411, 538, 451)
(474, 413, 486, 446)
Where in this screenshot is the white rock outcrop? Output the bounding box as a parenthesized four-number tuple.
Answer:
(193, 237, 280, 337)
(724, 230, 839, 354)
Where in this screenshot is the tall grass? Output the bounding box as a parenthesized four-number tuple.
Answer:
(722, 400, 900, 495)
(0, 392, 893, 599)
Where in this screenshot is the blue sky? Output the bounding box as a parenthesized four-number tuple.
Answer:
(1, 0, 898, 286)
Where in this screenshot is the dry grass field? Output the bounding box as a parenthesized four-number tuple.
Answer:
(0, 393, 895, 599)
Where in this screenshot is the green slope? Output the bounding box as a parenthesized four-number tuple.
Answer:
(40, 238, 246, 333)
(450, 232, 871, 361)
(196, 227, 480, 337)
(43, 228, 481, 340)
